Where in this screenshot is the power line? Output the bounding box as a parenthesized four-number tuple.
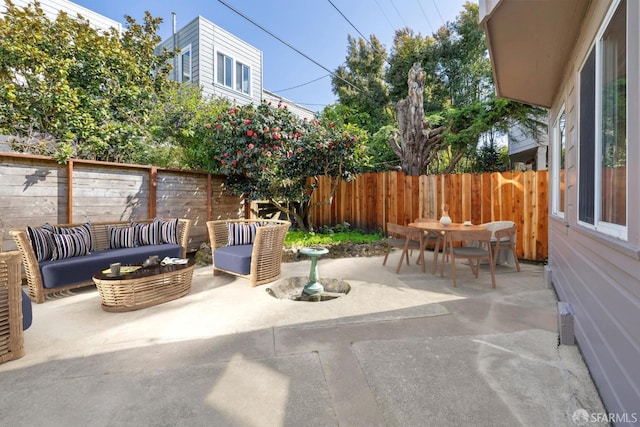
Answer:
(415, 0, 434, 33)
(326, 0, 391, 66)
(431, 0, 445, 25)
(327, 0, 368, 42)
(272, 74, 329, 93)
(217, 0, 363, 95)
(388, 0, 408, 28)
(373, 0, 396, 33)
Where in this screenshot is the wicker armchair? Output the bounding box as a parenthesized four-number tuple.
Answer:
(0, 251, 25, 363)
(206, 219, 290, 287)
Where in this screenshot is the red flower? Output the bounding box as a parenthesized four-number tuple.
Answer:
(205, 123, 211, 128)
(287, 151, 293, 158)
(247, 130, 254, 137)
(296, 147, 303, 154)
(329, 122, 335, 128)
(265, 151, 272, 157)
(216, 124, 221, 130)
(232, 160, 237, 166)
(245, 119, 251, 125)
(223, 152, 229, 157)
(273, 145, 279, 151)
(273, 133, 280, 140)
(248, 143, 255, 150)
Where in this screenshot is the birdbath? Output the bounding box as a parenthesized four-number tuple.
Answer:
(299, 246, 329, 295)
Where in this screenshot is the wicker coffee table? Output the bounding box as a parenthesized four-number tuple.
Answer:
(92, 259, 195, 312)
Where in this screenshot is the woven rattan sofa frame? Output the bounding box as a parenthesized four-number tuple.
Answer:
(10, 218, 191, 304)
(206, 219, 290, 287)
(0, 251, 25, 363)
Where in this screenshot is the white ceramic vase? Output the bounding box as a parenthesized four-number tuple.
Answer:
(439, 212, 452, 225)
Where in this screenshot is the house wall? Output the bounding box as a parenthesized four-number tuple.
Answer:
(262, 90, 316, 120)
(1, 0, 122, 32)
(158, 16, 262, 107)
(548, 0, 640, 421)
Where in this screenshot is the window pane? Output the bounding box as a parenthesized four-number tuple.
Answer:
(224, 56, 233, 87)
(242, 65, 250, 94)
(235, 63, 242, 91)
(600, 0, 626, 226)
(181, 50, 191, 82)
(579, 48, 596, 225)
(217, 53, 224, 84)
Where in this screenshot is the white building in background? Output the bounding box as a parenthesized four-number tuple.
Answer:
(0, 0, 122, 32)
(157, 15, 316, 119)
(508, 123, 548, 171)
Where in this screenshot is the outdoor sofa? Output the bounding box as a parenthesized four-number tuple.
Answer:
(206, 219, 290, 287)
(10, 218, 191, 303)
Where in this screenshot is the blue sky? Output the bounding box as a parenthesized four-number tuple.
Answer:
(73, 0, 470, 112)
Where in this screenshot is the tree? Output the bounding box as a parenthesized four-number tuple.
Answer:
(0, 1, 173, 163)
(386, 28, 441, 111)
(331, 35, 393, 135)
(196, 101, 368, 231)
(147, 83, 230, 168)
(389, 63, 444, 175)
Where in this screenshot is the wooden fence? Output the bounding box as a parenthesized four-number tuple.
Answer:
(308, 171, 548, 261)
(0, 153, 243, 252)
(1, 152, 548, 261)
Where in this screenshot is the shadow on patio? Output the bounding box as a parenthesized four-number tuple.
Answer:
(0, 252, 607, 426)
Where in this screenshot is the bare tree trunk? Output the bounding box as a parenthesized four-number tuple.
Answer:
(389, 63, 444, 176)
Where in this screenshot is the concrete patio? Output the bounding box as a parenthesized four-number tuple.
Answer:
(0, 250, 607, 426)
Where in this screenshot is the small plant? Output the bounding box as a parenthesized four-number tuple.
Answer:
(285, 228, 382, 247)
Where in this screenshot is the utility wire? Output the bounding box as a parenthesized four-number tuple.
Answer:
(272, 74, 329, 93)
(326, 0, 391, 66)
(217, 0, 363, 95)
(431, 0, 445, 25)
(374, 0, 396, 33)
(388, 0, 408, 28)
(415, 0, 434, 33)
(327, 0, 368, 42)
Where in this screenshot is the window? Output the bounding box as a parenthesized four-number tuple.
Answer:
(217, 52, 233, 88)
(552, 108, 566, 218)
(216, 52, 251, 95)
(180, 49, 191, 83)
(578, 0, 627, 239)
(235, 61, 250, 95)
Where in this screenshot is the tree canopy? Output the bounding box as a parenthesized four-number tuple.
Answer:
(0, 0, 173, 163)
(191, 101, 368, 231)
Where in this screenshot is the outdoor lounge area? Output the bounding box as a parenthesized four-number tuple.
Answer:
(0, 251, 607, 426)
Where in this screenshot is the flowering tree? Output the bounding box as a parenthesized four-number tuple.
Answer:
(208, 101, 367, 231)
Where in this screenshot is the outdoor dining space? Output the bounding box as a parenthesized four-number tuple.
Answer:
(0, 252, 607, 426)
(384, 218, 520, 289)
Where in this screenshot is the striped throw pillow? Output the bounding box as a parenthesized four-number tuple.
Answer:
(43, 222, 94, 251)
(226, 222, 258, 246)
(108, 226, 136, 249)
(51, 232, 91, 260)
(132, 221, 160, 246)
(156, 218, 179, 244)
(26, 226, 55, 262)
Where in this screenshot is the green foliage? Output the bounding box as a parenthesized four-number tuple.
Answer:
(331, 35, 394, 134)
(369, 125, 401, 171)
(147, 84, 230, 168)
(285, 229, 383, 247)
(196, 101, 368, 230)
(0, 1, 173, 163)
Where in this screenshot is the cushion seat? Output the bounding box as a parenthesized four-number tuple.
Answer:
(39, 244, 182, 289)
(213, 244, 253, 275)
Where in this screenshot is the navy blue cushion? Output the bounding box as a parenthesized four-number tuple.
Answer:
(214, 244, 253, 275)
(38, 244, 183, 289)
(21, 289, 32, 330)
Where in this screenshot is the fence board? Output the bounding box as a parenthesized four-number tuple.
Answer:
(308, 170, 549, 261)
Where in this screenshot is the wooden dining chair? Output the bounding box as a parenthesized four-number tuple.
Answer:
(444, 229, 496, 288)
(383, 223, 423, 273)
(492, 225, 521, 272)
(414, 217, 446, 266)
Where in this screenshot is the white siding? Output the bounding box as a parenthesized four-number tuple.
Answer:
(548, 0, 640, 420)
(1, 0, 122, 32)
(262, 90, 316, 120)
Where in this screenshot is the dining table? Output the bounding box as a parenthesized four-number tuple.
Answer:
(408, 221, 487, 274)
